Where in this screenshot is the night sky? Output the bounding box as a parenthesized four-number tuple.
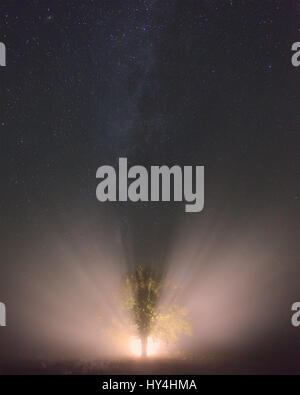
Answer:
(0, 0, 299, 370)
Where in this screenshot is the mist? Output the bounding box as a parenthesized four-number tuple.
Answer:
(0, 199, 297, 365)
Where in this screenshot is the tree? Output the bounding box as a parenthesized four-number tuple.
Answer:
(124, 265, 161, 357)
(123, 265, 191, 357)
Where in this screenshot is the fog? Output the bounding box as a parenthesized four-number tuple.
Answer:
(0, 203, 297, 363)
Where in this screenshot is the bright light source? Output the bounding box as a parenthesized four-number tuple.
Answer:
(129, 336, 160, 357)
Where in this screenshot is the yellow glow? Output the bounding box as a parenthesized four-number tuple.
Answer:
(129, 336, 159, 357)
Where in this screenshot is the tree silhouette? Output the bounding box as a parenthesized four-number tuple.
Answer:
(124, 265, 191, 357)
(124, 265, 161, 357)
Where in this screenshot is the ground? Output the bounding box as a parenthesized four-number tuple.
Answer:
(0, 349, 298, 375)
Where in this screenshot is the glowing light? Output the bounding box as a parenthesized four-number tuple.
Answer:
(129, 336, 160, 357)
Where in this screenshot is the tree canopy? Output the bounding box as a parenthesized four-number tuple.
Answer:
(123, 265, 191, 355)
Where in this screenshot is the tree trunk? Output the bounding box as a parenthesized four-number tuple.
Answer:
(141, 335, 148, 358)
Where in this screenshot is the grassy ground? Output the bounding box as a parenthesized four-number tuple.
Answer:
(0, 351, 298, 375)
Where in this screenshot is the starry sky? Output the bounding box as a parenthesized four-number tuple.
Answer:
(0, 0, 299, 366)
